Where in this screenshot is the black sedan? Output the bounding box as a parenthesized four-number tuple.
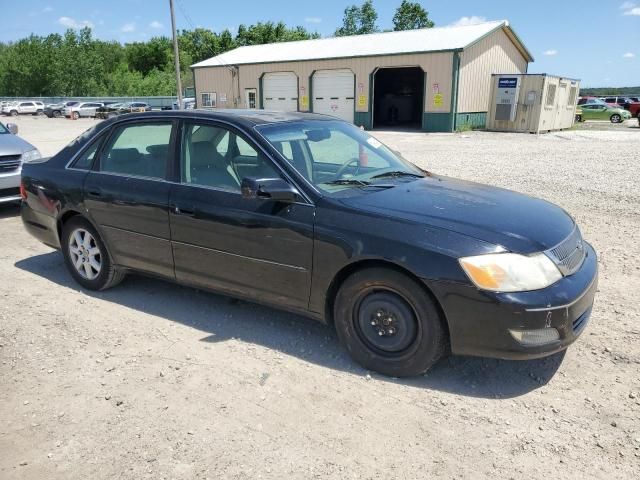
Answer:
(20, 110, 598, 377)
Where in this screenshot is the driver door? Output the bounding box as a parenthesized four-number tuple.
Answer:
(169, 120, 315, 310)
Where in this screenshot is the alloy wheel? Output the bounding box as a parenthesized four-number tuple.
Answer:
(68, 228, 102, 280)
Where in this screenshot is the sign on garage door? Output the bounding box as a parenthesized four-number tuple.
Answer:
(312, 69, 355, 123)
(263, 72, 298, 111)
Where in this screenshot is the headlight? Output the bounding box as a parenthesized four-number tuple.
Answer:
(22, 149, 42, 163)
(459, 252, 562, 292)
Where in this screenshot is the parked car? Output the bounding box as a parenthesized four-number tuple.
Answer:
(172, 97, 195, 110)
(1, 101, 44, 116)
(600, 96, 640, 117)
(0, 121, 41, 203)
(45, 101, 79, 118)
(20, 111, 598, 377)
(577, 97, 606, 106)
(580, 103, 632, 123)
(64, 102, 104, 119)
(95, 102, 151, 119)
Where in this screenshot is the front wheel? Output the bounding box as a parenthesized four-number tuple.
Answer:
(10, 110, 18, 116)
(53, 110, 61, 118)
(72, 111, 79, 120)
(61, 217, 125, 290)
(575, 115, 582, 123)
(333, 268, 447, 377)
(610, 114, 622, 123)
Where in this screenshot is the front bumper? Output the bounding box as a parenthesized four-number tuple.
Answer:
(0, 168, 22, 203)
(427, 242, 598, 360)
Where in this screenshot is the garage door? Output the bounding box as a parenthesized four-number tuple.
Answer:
(312, 69, 355, 123)
(263, 72, 298, 111)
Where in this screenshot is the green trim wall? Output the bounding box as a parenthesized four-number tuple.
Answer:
(455, 112, 487, 129)
(422, 112, 453, 132)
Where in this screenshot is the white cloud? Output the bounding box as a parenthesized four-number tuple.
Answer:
(304, 17, 322, 24)
(623, 52, 635, 58)
(121, 22, 136, 33)
(43, 6, 54, 13)
(543, 49, 558, 56)
(58, 16, 94, 29)
(624, 6, 640, 15)
(149, 20, 163, 29)
(450, 16, 487, 27)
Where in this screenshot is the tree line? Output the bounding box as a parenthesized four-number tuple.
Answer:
(0, 1, 433, 97)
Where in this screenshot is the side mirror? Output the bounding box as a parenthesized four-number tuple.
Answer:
(241, 177, 299, 203)
(6, 123, 18, 135)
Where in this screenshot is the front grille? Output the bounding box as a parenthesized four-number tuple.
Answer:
(0, 187, 20, 198)
(0, 154, 22, 173)
(545, 226, 586, 276)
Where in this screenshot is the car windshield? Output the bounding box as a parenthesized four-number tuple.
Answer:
(256, 120, 425, 195)
(0, 123, 8, 134)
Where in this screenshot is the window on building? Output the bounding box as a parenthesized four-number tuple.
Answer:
(545, 84, 557, 107)
(201, 92, 217, 108)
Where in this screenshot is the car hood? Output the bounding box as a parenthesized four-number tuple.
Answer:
(0, 133, 36, 156)
(341, 175, 575, 254)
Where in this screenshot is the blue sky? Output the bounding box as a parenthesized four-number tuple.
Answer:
(3, 0, 640, 87)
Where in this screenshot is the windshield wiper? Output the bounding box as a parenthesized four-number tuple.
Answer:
(370, 171, 425, 180)
(322, 179, 371, 186)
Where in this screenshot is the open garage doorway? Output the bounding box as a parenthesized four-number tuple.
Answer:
(373, 67, 424, 129)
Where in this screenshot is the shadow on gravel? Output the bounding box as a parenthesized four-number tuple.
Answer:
(16, 251, 565, 399)
(0, 203, 20, 219)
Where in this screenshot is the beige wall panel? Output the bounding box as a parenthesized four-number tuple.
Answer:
(458, 29, 528, 113)
(194, 51, 454, 114)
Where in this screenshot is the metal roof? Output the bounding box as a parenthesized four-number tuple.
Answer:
(192, 20, 532, 68)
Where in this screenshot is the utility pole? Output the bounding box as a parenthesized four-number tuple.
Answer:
(169, 0, 183, 109)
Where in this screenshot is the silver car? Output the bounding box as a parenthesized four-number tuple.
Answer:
(0, 122, 41, 203)
(64, 102, 104, 119)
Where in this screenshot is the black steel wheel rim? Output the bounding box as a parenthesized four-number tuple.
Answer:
(355, 291, 418, 354)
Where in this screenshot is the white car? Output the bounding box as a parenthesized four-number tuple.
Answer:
(1, 101, 45, 116)
(64, 102, 104, 119)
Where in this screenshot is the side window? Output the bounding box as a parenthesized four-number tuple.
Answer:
(72, 137, 103, 170)
(100, 122, 172, 179)
(181, 123, 281, 191)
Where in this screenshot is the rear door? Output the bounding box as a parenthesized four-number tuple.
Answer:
(169, 120, 314, 309)
(19, 102, 36, 114)
(83, 120, 176, 278)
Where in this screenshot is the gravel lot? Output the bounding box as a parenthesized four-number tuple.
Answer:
(1, 116, 639, 479)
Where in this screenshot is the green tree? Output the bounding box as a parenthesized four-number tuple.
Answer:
(235, 22, 319, 47)
(335, 0, 379, 36)
(393, 1, 434, 31)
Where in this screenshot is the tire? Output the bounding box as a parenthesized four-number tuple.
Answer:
(333, 267, 447, 377)
(10, 110, 18, 116)
(53, 110, 61, 118)
(61, 217, 125, 291)
(610, 114, 622, 124)
(72, 111, 79, 120)
(575, 115, 582, 123)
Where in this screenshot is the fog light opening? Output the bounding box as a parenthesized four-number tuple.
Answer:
(509, 328, 560, 346)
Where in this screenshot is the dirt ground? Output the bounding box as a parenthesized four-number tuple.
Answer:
(1, 116, 639, 479)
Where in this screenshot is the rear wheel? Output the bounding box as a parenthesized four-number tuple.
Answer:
(61, 217, 125, 290)
(53, 110, 61, 118)
(610, 114, 622, 123)
(10, 110, 18, 116)
(72, 111, 79, 120)
(333, 267, 447, 377)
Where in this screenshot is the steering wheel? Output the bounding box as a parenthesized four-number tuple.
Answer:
(334, 158, 361, 180)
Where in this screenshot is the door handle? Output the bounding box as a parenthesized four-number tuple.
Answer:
(87, 188, 102, 198)
(172, 205, 195, 216)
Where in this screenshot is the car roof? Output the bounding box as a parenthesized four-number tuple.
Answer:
(111, 109, 339, 127)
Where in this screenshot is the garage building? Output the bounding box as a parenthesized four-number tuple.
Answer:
(191, 20, 533, 132)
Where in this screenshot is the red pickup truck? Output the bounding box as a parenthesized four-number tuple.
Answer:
(601, 96, 640, 118)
